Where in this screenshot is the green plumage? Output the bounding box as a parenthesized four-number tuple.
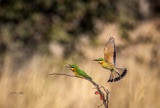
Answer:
(69, 64, 92, 80)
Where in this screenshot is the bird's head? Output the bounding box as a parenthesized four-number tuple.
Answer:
(93, 58, 104, 65)
(66, 64, 78, 71)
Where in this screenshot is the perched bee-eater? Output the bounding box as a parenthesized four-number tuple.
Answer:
(94, 37, 127, 82)
(67, 64, 92, 80)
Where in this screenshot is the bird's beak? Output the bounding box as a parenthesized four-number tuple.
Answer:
(93, 59, 99, 61)
(65, 63, 72, 70)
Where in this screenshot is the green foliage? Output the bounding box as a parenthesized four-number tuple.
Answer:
(0, 0, 159, 58)
(0, 0, 117, 57)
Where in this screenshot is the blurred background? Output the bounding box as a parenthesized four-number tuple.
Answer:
(0, 0, 160, 108)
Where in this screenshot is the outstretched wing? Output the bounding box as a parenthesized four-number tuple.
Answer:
(104, 37, 116, 65)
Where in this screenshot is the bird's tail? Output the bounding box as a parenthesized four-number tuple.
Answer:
(108, 68, 127, 82)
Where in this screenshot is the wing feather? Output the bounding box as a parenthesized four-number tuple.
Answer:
(104, 37, 116, 65)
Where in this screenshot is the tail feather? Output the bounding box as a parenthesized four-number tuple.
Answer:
(108, 72, 114, 82)
(108, 68, 127, 82)
(120, 68, 127, 77)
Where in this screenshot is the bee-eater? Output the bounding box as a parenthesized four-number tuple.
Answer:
(94, 37, 127, 82)
(67, 64, 92, 80)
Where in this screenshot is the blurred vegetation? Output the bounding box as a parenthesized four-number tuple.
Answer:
(0, 0, 116, 56)
(0, 0, 160, 61)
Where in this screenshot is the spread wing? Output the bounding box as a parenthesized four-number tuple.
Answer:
(104, 37, 116, 66)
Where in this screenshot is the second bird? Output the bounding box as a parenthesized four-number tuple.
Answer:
(94, 37, 127, 82)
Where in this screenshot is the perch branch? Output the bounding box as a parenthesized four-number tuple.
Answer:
(49, 73, 78, 78)
(49, 73, 109, 108)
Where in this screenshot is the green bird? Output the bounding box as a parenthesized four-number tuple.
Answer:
(94, 37, 127, 82)
(67, 64, 92, 80)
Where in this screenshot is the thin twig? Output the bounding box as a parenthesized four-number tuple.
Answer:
(49, 73, 78, 78)
(49, 73, 109, 108)
(98, 103, 104, 108)
(49, 73, 86, 80)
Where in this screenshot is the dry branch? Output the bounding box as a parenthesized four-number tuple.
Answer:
(49, 73, 109, 108)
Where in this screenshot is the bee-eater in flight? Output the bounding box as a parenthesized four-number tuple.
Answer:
(94, 37, 127, 82)
(67, 64, 92, 80)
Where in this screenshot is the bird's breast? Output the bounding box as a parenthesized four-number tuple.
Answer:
(101, 62, 114, 70)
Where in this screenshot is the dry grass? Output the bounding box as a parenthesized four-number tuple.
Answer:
(0, 20, 160, 108)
